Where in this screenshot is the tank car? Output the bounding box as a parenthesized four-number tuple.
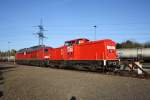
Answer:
(117, 48, 150, 62)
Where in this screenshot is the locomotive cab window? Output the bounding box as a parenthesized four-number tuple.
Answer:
(44, 49, 48, 53)
(65, 42, 73, 46)
(64, 42, 70, 46)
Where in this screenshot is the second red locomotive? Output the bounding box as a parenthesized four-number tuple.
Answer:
(16, 38, 119, 71)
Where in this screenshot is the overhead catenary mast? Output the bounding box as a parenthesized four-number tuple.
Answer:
(33, 19, 47, 46)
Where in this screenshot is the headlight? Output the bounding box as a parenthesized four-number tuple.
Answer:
(44, 56, 50, 59)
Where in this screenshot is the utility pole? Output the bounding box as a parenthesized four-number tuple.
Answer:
(93, 25, 97, 40)
(8, 41, 11, 62)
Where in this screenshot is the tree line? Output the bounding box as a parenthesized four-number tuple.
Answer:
(0, 49, 16, 57)
(116, 40, 150, 49)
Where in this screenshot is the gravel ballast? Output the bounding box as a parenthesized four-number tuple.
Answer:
(0, 63, 150, 100)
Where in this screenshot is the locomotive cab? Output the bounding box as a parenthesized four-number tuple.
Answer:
(64, 38, 89, 46)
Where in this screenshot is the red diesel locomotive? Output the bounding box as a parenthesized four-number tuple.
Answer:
(16, 38, 119, 71)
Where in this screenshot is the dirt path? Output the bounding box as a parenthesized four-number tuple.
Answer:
(0, 63, 150, 100)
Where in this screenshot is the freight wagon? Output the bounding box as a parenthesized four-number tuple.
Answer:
(117, 48, 150, 62)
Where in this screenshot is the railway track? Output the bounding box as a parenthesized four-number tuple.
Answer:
(1, 61, 150, 79)
(46, 63, 150, 80)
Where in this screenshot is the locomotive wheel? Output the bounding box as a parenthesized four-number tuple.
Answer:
(90, 66, 97, 71)
(58, 64, 66, 69)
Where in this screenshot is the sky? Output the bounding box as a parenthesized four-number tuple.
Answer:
(0, 0, 150, 51)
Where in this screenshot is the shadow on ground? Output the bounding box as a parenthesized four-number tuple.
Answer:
(70, 96, 77, 100)
(0, 64, 16, 98)
(0, 71, 3, 97)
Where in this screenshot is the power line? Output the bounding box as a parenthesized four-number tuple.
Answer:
(33, 19, 47, 46)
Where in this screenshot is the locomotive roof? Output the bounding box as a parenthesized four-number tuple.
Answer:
(17, 45, 52, 53)
(65, 38, 89, 43)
